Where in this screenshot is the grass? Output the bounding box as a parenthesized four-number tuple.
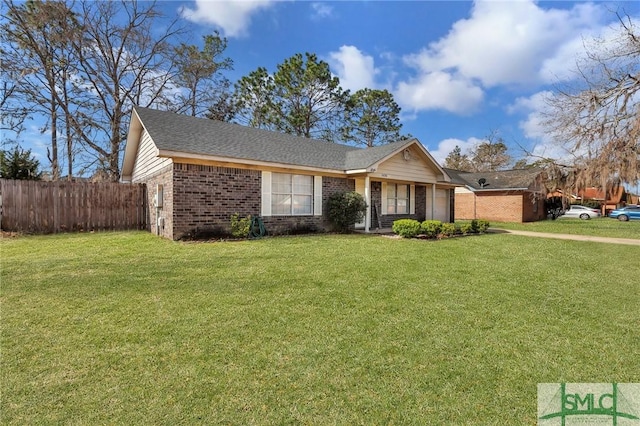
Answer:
(490, 217, 640, 239)
(2, 231, 639, 424)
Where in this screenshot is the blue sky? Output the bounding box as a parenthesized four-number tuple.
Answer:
(169, 0, 640, 164)
(15, 0, 640, 173)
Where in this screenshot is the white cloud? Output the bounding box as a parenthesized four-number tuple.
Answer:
(393, 0, 610, 116)
(430, 137, 482, 165)
(395, 71, 484, 114)
(180, 0, 276, 37)
(404, 1, 604, 87)
(509, 91, 577, 161)
(310, 2, 333, 19)
(508, 91, 551, 140)
(328, 45, 378, 92)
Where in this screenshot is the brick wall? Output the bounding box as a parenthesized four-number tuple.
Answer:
(171, 164, 261, 239)
(454, 193, 477, 220)
(522, 194, 547, 222)
(141, 164, 174, 239)
(170, 164, 355, 239)
(454, 190, 545, 222)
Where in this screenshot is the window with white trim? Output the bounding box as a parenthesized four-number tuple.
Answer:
(271, 173, 313, 215)
(387, 183, 409, 214)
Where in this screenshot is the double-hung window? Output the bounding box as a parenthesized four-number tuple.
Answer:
(262, 172, 320, 216)
(387, 183, 409, 214)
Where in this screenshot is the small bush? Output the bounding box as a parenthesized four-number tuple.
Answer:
(459, 222, 474, 235)
(439, 222, 457, 237)
(476, 220, 490, 233)
(328, 191, 367, 233)
(392, 219, 421, 238)
(230, 213, 251, 238)
(420, 220, 442, 238)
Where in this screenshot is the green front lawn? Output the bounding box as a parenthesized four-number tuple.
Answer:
(2, 232, 639, 424)
(491, 217, 640, 239)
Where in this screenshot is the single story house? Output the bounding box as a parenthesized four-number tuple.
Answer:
(446, 168, 547, 223)
(121, 107, 456, 240)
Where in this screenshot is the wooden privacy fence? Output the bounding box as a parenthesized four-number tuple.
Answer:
(0, 179, 148, 234)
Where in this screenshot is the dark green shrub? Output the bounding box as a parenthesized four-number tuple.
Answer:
(392, 219, 421, 238)
(230, 213, 251, 238)
(476, 220, 490, 233)
(440, 222, 457, 237)
(420, 220, 442, 238)
(327, 191, 367, 233)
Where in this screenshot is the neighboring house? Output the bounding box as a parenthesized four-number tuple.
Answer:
(578, 187, 627, 215)
(549, 186, 629, 214)
(121, 107, 456, 240)
(446, 168, 547, 223)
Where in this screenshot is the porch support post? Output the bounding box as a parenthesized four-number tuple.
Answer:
(431, 183, 436, 219)
(365, 175, 371, 232)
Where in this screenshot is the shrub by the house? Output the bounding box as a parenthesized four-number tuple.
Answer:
(439, 223, 457, 237)
(474, 219, 490, 233)
(392, 219, 422, 238)
(230, 213, 252, 238)
(328, 191, 367, 233)
(392, 219, 490, 239)
(459, 222, 474, 235)
(420, 220, 442, 238)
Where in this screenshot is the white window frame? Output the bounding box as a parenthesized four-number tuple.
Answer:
(261, 171, 322, 217)
(382, 182, 415, 215)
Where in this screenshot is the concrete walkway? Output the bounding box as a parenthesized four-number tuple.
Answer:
(488, 228, 640, 246)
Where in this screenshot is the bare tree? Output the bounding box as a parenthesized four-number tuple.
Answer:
(2, 0, 79, 179)
(544, 11, 640, 193)
(56, 1, 185, 181)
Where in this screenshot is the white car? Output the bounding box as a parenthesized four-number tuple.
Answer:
(560, 205, 601, 220)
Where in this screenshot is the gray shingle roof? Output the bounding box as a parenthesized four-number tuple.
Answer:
(444, 167, 544, 190)
(134, 107, 408, 171)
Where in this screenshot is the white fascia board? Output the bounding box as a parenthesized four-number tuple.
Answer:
(121, 109, 143, 182)
(473, 187, 529, 192)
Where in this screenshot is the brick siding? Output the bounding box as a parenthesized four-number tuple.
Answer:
(165, 164, 356, 239)
(141, 164, 174, 239)
(454, 191, 546, 222)
(172, 163, 261, 239)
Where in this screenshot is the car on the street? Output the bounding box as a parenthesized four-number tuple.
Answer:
(560, 205, 601, 220)
(608, 205, 640, 221)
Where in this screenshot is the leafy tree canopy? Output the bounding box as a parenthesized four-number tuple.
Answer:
(342, 88, 404, 147)
(234, 52, 349, 142)
(1, 146, 41, 180)
(443, 145, 473, 171)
